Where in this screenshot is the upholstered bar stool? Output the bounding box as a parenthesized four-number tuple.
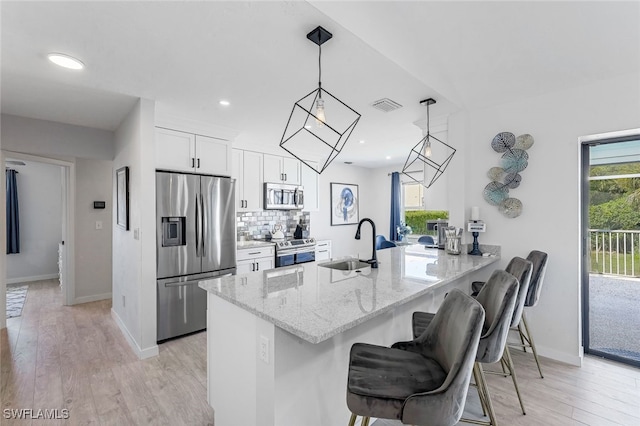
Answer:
(346, 289, 485, 426)
(470, 257, 533, 415)
(512, 250, 549, 378)
(411, 270, 519, 426)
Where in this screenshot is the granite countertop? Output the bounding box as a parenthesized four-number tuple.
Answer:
(200, 245, 499, 344)
(236, 240, 276, 249)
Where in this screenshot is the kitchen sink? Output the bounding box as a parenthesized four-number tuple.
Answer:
(318, 259, 371, 271)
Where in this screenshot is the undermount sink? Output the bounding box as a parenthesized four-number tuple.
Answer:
(318, 259, 371, 271)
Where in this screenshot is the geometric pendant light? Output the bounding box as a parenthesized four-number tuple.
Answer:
(280, 26, 361, 174)
(402, 98, 456, 188)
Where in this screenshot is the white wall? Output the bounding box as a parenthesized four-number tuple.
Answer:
(1, 114, 115, 307)
(6, 160, 62, 283)
(452, 72, 640, 365)
(75, 158, 113, 302)
(112, 98, 158, 359)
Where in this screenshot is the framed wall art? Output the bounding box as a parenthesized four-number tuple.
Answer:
(116, 166, 130, 230)
(330, 182, 359, 226)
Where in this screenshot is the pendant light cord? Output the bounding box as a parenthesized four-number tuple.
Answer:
(318, 44, 322, 95)
(426, 102, 430, 137)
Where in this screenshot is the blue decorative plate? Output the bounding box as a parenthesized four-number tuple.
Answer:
(501, 149, 528, 173)
(483, 181, 509, 205)
(503, 172, 522, 189)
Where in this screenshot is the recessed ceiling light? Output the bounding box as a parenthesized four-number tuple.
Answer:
(47, 53, 84, 70)
(359, 140, 365, 144)
(219, 100, 230, 106)
(386, 156, 391, 160)
(304, 125, 312, 129)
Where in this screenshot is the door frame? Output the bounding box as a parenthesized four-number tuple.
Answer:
(579, 128, 640, 367)
(2, 150, 76, 308)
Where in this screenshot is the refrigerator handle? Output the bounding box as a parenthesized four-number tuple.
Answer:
(201, 193, 206, 257)
(195, 193, 201, 257)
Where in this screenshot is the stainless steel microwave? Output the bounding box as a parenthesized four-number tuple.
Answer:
(264, 182, 304, 210)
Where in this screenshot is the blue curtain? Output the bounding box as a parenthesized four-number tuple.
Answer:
(390, 172, 401, 241)
(6, 169, 20, 254)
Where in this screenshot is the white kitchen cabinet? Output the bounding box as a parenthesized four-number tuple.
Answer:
(155, 127, 231, 176)
(263, 154, 300, 185)
(237, 245, 275, 274)
(232, 149, 263, 211)
(315, 240, 332, 261)
(301, 160, 319, 211)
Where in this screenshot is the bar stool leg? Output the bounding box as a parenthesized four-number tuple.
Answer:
(503, 346, 526, 415)
(521, 314, 544, 378)
(476, 363, 498, 426)
(348, 413, 357, 426)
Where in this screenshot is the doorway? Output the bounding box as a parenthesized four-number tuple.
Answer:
(580, 130, 640, 368)
(2, 151, 75, 322)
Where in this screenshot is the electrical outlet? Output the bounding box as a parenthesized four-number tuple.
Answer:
(122, 295, 126, 307)
(95, 220, 103, 230)
(259, 336, 269, 364)
(134, 228, 140, 240)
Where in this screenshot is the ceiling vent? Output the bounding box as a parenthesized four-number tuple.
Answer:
(371, 98, 402, 112)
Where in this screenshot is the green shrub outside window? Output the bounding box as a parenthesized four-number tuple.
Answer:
(404, 210, 449, 235)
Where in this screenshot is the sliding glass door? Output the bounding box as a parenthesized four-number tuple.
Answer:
(581, 133, 640, 368)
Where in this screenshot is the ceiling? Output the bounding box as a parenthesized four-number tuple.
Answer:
(2, 1, 639, 168)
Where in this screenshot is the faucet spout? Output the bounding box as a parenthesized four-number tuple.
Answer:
(355, 218, 378, 268)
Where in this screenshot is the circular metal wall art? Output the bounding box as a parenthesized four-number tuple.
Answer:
(498, 197, 523, 218)
(485, 132, 534, 218)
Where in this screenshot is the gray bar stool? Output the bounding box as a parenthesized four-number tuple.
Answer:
(411, 270, 519, 426)
(513, 250, 549, 378)
(345, 289, 485, 426)
(471, 256, 533, 415)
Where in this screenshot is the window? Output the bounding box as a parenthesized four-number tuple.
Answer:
(403, 182, 423, 210)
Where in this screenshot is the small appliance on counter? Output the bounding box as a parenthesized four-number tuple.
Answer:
(271, 223, 285, 240)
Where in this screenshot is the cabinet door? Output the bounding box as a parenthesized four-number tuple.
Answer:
(282, 157, 301, 185)
(155, 128, 195, 172)
(236, 259, 255, 274)
(243, 151, 263, 211)
(232, 149, 245, 211)
(263, 154, 283, 182)
(196, 135, 231, 176)
(255, 257, 274, 272)
(301, 160, 319, 211)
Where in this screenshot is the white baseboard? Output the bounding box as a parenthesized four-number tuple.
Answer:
(536, 344, 582, 367)
(73, 292, 112, 305)
(6, 273, 59, 285)
(111, 308, 159, 360)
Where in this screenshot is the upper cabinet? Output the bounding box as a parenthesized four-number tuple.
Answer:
(263, 154, 300, 185)
(301, 160, 319, 212)
(232, 149, 263, 212)
(155, 127, 231, 176)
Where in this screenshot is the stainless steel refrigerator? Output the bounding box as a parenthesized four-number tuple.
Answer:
(156, 171, 236, 342)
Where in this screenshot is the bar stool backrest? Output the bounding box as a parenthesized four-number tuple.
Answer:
(505, 257, 533, 327)
(524, 250, 549, 308)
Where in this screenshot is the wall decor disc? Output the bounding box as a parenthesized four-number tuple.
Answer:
(483, 181, 509, 205)
(501, 148, 529, 173)
(504, 172, 522, 188)
(515, 134, 534, 150)
(487, 166, 505, 181)
(498, 197, 522, 218)
(491, 132, 516, 153)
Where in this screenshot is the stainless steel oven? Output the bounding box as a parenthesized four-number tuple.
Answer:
(274, 238, 316, 268)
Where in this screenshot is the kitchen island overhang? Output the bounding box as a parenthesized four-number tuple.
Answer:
(199, 245, 499, 426)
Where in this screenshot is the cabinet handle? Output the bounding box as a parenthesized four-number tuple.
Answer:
(256, 263, 259, 271)
(284, 173, 287, 181)
(243, 200, 247, 208)
(191, 158, 195, 168)
(251, 262, 255, 272)
(318, 250, 328, 253)
(248, 252, 261, 255)
(197, 158, 201, 168)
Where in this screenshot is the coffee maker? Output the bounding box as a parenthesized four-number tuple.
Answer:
(431, 219, 449, 250)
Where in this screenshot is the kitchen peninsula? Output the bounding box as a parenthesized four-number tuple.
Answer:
(199, 245, 499, 426)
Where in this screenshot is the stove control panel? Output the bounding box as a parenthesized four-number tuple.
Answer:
(276, 238, 316, 249)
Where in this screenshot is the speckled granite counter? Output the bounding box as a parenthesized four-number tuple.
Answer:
(200, 245, 498, 344)
(236, 240, 276, 249)
(202, 244, 499, 426)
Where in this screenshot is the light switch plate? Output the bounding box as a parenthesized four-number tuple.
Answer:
(95, 221, 103, 230)
(134, 228, 140, 240)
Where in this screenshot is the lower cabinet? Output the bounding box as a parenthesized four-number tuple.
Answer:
(237, 245, 275, 274)
(315, 240, 332, 262)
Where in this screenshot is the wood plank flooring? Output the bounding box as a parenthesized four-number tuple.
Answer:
(2, 280, 639, 425)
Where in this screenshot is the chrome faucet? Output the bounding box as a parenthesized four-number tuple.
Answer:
(355, 218, 378, 268)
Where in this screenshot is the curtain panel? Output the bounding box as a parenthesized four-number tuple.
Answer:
(389, 172, 401, 241)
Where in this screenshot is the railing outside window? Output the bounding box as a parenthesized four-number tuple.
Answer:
(589, 229, 640, 277)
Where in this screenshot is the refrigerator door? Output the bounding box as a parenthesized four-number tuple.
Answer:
(156, 172, 200, 278)
(201, 176, 237, 273)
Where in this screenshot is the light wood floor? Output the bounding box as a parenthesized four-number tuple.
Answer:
(2, 280, 640, 426)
